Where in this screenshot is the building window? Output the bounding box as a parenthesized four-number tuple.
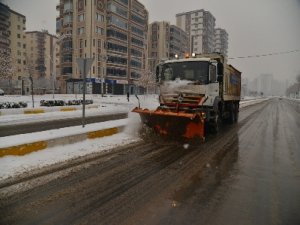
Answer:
(131, 71, 141, 79)
(64, 14, 73, 25)
(131, 48, 142, 57)
(119, 0, 128, 5)
(106, 67, 127, 77)
(107, 42, 127, 53)
(131, 26, 144, 36)
(96, 27, 105, 35)
(63, 67, 72, 74)
(107, 29, 127, 41)
(107, 15, 128, 29)
(131, 13, 144, 25)
(131, 37, 143, 47)
(78, 27, 85, 35)
(63, 54, 72, 62)
(107, 2, 128, 18)
(96, 13, 105, 22)
(78, 14, 85, 22)
(131, 60, 142, 68)
(107, 55, 127, 65)
(64, 1, 73, 12)
(17, 34, 21, 38)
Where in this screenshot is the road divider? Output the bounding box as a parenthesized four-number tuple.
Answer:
(24, 109, 45, 114)
(60, 107, 77, 112)
(0, 119, 127, 158)
(0, 141, 48, 157)
(0, 104, 99, 116)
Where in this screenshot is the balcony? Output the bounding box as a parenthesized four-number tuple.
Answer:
(56, 4, 61, 10)
(63, 8, 73, 14)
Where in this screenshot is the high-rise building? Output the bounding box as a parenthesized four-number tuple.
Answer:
(0, 2, 10, 53)
(56, 0, 148, 94)
(148, 21, 188, 72)
(25, 30, 58, 94)
(214, 28, 228, 57)
(0, 2, 27, 94)
(176, 9, 216, 54)
(148, 21, 170, 73)
(169, 25, 189, 58)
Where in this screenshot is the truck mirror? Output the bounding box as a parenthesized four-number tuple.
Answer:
(217, 75, 223, 82)
(217, 62, 224, 75)
(156, 66, 160, 83)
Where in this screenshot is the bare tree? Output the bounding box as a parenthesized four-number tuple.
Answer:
(0, 49, 17, 94)
(25, 56, 36, 107)
(296, 73, 300, 83)
(0, 49, 15, 80)
(137, 70, 156, 95)
(286, 73, 300, 98)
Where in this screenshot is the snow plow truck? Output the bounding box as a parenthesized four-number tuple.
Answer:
(132, 53, 241, 141)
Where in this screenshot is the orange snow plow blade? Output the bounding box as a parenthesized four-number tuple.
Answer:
(132, 107, 205, 140)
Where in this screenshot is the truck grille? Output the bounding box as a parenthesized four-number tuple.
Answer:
(162, 94, 204, 106)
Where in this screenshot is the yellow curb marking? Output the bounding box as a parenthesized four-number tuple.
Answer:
(87, 127, 118, 139)
(60, 107, 77, 112)
(87, 105, 98, 109)
(24, 109, 45, 114)
(0, 141, 48, 157)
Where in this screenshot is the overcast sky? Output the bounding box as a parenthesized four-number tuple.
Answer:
(5, 0, 300, 83)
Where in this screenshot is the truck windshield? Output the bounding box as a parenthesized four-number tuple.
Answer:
(161, 61, 209, 84)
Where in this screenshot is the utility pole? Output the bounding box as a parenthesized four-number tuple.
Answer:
(76, 57, 94, 127)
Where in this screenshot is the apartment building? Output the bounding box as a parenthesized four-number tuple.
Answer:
(0, 2, 27, 94)
(169, 25, 189, 58)
(56, 0, 148, 94)
(176, 9, 215, 54)
(148, 21, 170, 73)
(25, 31, 58, 94)
(148, 22, 189, 73)
(214, 28, 228, 57)
(0, 2, 10, 53)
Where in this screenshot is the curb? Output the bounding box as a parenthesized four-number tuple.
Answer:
(0, 104, 99, 116)
(0, 125, 124, 158)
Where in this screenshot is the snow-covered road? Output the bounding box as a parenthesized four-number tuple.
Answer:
(0, 95, 268, 180)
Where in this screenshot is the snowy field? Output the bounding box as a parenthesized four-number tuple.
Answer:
(0, 94, 267, 180)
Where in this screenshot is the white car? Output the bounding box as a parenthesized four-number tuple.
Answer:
(0, 88, 4, 96)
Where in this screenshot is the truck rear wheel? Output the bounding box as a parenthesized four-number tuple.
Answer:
(209, 113, 221, 134)
(228, 103, 238, 124)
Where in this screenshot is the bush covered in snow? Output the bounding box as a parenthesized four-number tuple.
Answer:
(0, 101, 28, 109)
(40, 99, 93, 107)
(40, 100, 65, 107)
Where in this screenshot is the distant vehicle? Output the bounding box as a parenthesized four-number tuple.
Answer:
(133, 53, 241, 140)
(0, 88, 4, 96)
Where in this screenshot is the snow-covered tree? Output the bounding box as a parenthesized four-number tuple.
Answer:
(0, 49, 15, 80)
(137, 70, 156, 94)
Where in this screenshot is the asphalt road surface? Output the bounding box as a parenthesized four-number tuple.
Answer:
(0, 98, 299, 225)
(0, 112, 127, 137)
